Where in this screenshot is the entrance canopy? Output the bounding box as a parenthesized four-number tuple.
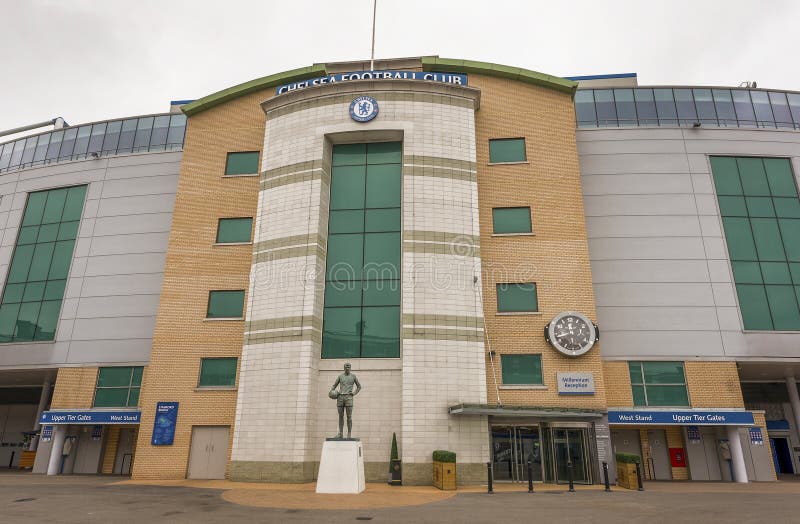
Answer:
(449, 403, 604, 419)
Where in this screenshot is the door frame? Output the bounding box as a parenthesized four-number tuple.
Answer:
(549, 422, 594, 485)
(490, 424, 544, 483)
(186, 425, 230, 480)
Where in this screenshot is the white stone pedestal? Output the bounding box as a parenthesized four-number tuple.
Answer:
(316, 439, 365, 494)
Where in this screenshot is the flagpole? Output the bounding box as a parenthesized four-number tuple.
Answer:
(370, 0, 377, 71)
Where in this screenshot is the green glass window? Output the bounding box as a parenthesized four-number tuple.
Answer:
(489, 138, 526, 163)
(225, 151, 260, 175)
(93, 366, 142, 407)
(322, 142, 401, 358)
(496, 283, 538, 313)
(501, 354, 543, 385)
(712, 157, 800, 331)
(492, 207, 532, 234)
(207, 290, 245, 318)
(198, 357, 238, 387)
(0, 186, 86, 342)
(628, 361, 689, 407)
(216, 217, 252, 243)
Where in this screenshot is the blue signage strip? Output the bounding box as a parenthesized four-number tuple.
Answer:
(40, 410, 141, 425)
(276, 70, 468, 95)
(151, 402, 179, 446)
(608, 410, 755, 426)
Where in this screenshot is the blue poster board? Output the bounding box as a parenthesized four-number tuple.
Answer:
(151, 402, 179, 445)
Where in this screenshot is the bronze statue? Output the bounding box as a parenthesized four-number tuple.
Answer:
(329, 363, 361, 438)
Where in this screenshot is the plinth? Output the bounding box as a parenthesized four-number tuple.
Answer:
(316, 438, 365, 494)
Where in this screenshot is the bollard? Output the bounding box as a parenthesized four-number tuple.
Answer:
(602, 461, 611, 492)
(527, 460, 534, 493)
(635, 461, 644, 491)
(567, 460, 575, 492)
(487, 462, 494, 494)
(9, 451, 15, 468)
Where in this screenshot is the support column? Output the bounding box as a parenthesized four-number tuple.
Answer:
(46, 425, 66, 475)
(786, 376, 800, 439)
(30, 378, 52, 451)
(726, 426, 748, 483)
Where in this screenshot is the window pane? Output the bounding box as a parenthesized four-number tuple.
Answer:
(332, 143, 366, 166)
(0, 303, 20, 342)
(718, 196, 747, 216)
(574, 90, 597, 127)
(225, 151, 259, 175)
(326, 234, 363, 281)
(131, 366, 143, 386)
(789, 93, 800, 128)
(18, 226, 39, 245)
(737, 284, 773, 330)
(497, 283, 538, 312)
(492, 207, 532, 234)
(594, 89, 616, 126)
(22, 282, 45, 302)
(58, 128, 78, 159)
(710, 157, 742, 195)
(324, 282, 362, 307)
(489, 138, 526, 163)
(751, 91, 775, 128)
(20, 136, 38, 166)
(2, 283, 24, 303)
(330, 210, 365, 234)
(365, 164, 401, 208)
(645, 385, 689, 407)
(614, 89, 637, 126)
(72, 126, 92, 157)
(45, 131, 63, 162)
(501, 354, 543, 385)
(117, 119, 137, 153)
(738, 158, 770, 196)
(199, 358, 238, 387)
(763, 158, 797, 197)
(93, 388, 130, 408)
(362, 281, 400, 306)
(98, 367, 133, 387)
(774, 198, 800, 218)
(367, 142, 402, 164)
(6, 245, 34, 284)
(102, 120, 122, 153)
(14, 302, 41, 341)
(167, 114, 187, 145)
(149, 115, 170, 148)
(365, 209, 400, 232)
(329, 165, 366, 210)
(9, 140, 25, 168)
(634, 88, 657, 125)
(207, 290, 245, 318)
(361, 306, 400, 357)
(57, 221, 80, 241)
(654, 89, 678, 125)
(48, 240, 76, 280)
(22, 192, 47, 226)
(42, 188, 68, 224)
(769, 92, 793, 128)
(632, 385, 647, 406)
(628, 361, 643, 384)
(0, 142, 12, 169)
(721, 217, 756, 260)
(43, 280, 67, 301)
(33, 300, 60, 340)
(766, 285, 800, 330)
(674, 89, 697, 124)
(321, 307, 361, 358)
(62, 186, 87, 222)
(128, 388, 140, 406)
(216, 217, 252, 243)
(745, 196, 775, 217)
(712, 89, 736, 126)
(28, 242, 56, 281)
(732, 90, 757, 127)
(732, 261, 762, 284)
(642, 361, 685, 384)
(779, 219, 800, 262)
(133, 117, 154, 149)
(37, 224, 59, 244)
(87, 123, 106, 154)
(751, 218, 786, 261)
(363, 233, 400, 280)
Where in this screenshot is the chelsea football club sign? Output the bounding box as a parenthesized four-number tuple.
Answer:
(276, 70, 468, 95)
(350, 96, 379, 122)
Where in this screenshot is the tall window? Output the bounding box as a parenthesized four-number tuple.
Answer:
(322, 142, 401, 358)
(94, 367, 143, 407)
(0, 186, 86, 342)
(711, 156, 800, 330)
(629, 361, 689, 407)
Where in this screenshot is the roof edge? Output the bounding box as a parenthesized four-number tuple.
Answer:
(421, 56, 577, 96)
(181, 64, 328, 116)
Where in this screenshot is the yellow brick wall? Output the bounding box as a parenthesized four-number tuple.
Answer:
(131, 90, 265, 479)
(471, 74, 606, 409)
(50, 367, 98, 408)
(603, 362, 633, 407)
(101, 426, 120, 474)
(753, 411, 777, 481)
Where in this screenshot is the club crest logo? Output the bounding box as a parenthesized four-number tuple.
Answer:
(349, 96, 379, 122)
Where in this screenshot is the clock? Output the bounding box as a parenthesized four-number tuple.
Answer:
(544, 311, 598, 357)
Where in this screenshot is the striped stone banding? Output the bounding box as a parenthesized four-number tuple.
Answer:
(400, 327, 484, 342)
(402, 313, 484, 329)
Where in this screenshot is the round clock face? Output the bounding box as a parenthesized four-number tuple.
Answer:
(546, 311, 597, 357)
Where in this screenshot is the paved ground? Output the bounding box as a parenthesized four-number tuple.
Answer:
(3, 471, 800, 523)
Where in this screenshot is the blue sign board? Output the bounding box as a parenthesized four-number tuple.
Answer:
(151, 402, 179, 446)
(40, 410, 141, 425)
(40, 425, 53, 442)
(276, 70, 468, 95)
(608, 410, 755, 426)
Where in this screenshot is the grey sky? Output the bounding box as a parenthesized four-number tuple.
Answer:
(1, 0, 798, 131)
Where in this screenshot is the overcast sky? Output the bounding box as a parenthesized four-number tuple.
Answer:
(1, 0, 799, 131)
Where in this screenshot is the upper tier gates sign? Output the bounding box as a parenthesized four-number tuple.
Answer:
(276, 71, 468, 95)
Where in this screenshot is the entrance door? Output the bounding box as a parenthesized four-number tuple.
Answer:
(553, 428, 590, 484)
(187, 426, 229, 479)
(646, 429, 672, 480)
(490, 425, 542, 482)
(771, 437, 794, 474)
(113, 428, 136, 475)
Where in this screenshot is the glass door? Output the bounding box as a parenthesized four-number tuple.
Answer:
(553, 428, 590, 484)
(491, 425, 543, 482)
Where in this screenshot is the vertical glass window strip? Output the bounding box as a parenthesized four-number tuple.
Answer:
(788, 93, 800, 129)
(693, 89, 717, 125)
(20, 136, 38, 167)
(9, 140, 25, 169)
(634, 88, 658, 125)
(102, 120, 122, 154)
(0, 143, 10, 170)
(44, 131, 63, 162)
(167, 114, 187, 146)
(72, 126, 92, 157)
(0, 185, 87, 342)
(674, 89, 698, 125)
(614, 89, 637, 126)
(149, 115, 170, 150)
(0, 144, 6, 170)
(58, 128, 78, 160)
(712, 156, 800, 330)
(732, 90, 757, 127)
(654, 89, 678, 126)
(573, 90, 597, 127)
(322, 142, 401, 359)
(117, 119, 138, 154)
(133, 116, 154, 151)
(712, 89, 737, 127)
(594, 89, 616, 126)
(87, 123, 106, 155)
(32, 133, 50, 164)
(751, 91, 775, 128)
(769, 91, 793, 128)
